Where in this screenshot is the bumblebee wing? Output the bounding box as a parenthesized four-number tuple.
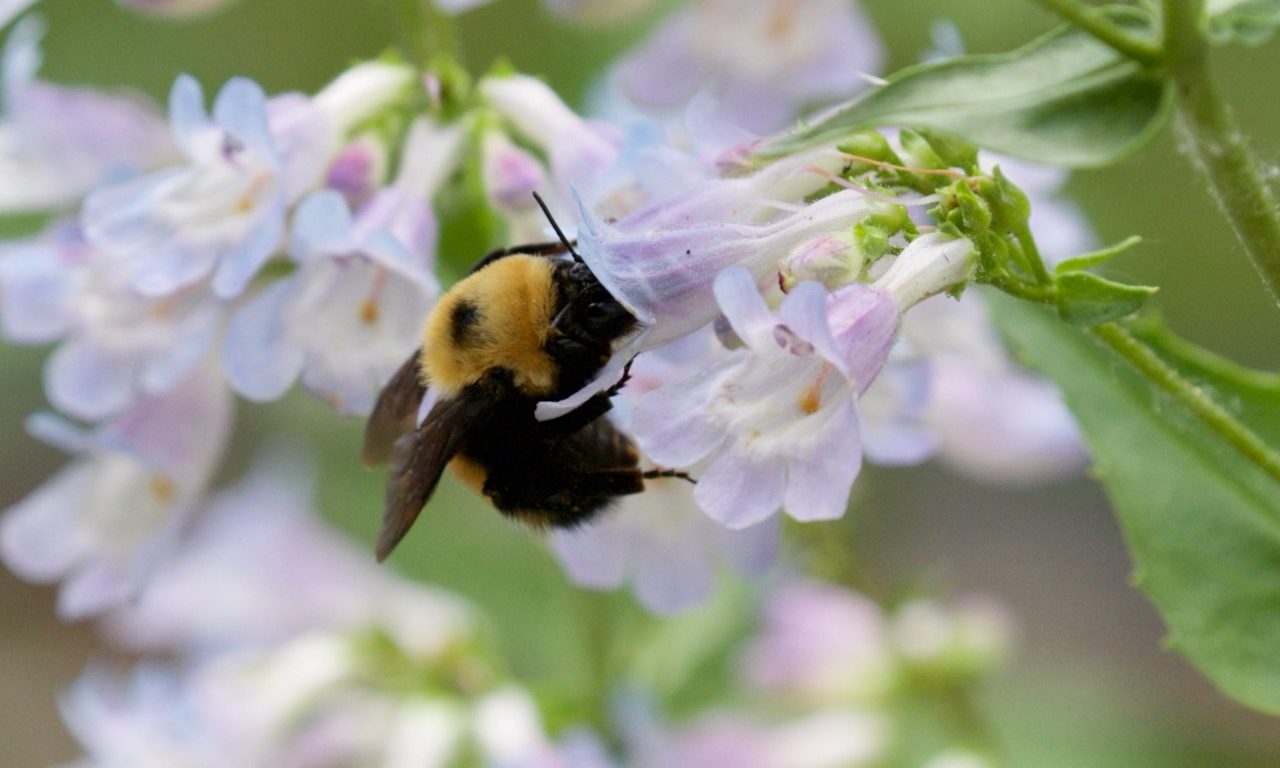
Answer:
(363, 350, 427, 467)
(375, 381, 496, 561)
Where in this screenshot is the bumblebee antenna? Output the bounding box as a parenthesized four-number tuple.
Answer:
(532, 192, 583, 264)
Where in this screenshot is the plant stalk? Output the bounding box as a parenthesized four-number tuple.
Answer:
(1092, 322, 1280, 486)
(1164, 0, 1280, 311)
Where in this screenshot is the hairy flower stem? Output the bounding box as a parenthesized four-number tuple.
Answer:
(1164, 0, 1280, 312)
(1027, 0, 1162, 63)
(1091, 322, 1280, 486)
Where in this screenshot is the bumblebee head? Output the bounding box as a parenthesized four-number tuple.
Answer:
(421, 254, 638, 400)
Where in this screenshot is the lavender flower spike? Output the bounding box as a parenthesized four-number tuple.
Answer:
(83, 75, 290, 299)
(535, 189, 879, 421)
(0, 367, 230, 619)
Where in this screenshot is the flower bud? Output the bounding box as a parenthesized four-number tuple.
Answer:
(873, 233, 975, 312)
(779, 232, 862, 291)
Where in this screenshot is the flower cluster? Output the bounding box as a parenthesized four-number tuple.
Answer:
(62, 463, 1013, 767)
(0, 0, 1084, 621)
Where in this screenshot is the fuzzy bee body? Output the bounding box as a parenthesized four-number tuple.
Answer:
(364, 241, 653, 561)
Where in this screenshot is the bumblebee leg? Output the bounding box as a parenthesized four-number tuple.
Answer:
(604, 358, 635, 397)
(641, 468, 696, 484)
(537, 392, 616, 439)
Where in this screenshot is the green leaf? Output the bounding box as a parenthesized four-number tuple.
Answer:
(1054, 236, 1143, 275)
(1206, 0, 1280, 45)
(988, 294, 1280, 715)
(1055, 271, 1156, 324)
(750, 10, 1171, 168)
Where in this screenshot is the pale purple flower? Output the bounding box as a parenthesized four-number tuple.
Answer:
(60, 666, 229, 768)
(0, 17, 176, 212)
(902, 292, 1085, 483)
(632, 268, 898, 528)
(82, 75, 294, 299)
(0, 366, 230, 619)
(537, 189, 882, 420)
(481, 127, 554, 242)
(0, 221, 222, 420)
(480, 73, 623, 203)
(105, 452, 473, 655)
(613, 0, 883, 133)
(82, 63, 412, 300)
(552, 330, 779, 613)
(551, 469, 779, 614)
(630, 711, 888, 768)
(325, 134, 389, 208)
(739, 582, 896, 706)
(222, 119, 451, 414)
(117, 0, 238, 17)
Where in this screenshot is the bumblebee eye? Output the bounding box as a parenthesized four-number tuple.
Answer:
(583, 301, 613, 325)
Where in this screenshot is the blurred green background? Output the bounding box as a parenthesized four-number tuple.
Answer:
(3, 0, 1280, 765)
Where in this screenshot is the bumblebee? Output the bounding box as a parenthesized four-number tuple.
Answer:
(364, 205, 685, 561)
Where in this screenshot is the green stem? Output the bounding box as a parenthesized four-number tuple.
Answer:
(1092, 322, 1280, 485)
(1015, 223, 1053, 285)
(1163, 0, 1280, 311)
(983, 274, 1057, 304)
(1027, 0, 1163, 63)
(394, 0, 458, 68)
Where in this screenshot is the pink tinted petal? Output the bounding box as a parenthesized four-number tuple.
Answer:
(1, 464, 95, 582)
(631, 534, 715, 614)
(713, 266, 773, 348)
(58, 557, 145, 620)
(616, 12, 704, 107)
(222, 278, 304, 402)
(104, 365, 230, 488)
(45, 338, 138, 420)
(783, 395, 861, 522)
(631, 362, 727, 467)
(695, 450, 785, 529)
(827, 285, 898, 391)
(550, 524, 628, 590)
(777, 281, 840, 365)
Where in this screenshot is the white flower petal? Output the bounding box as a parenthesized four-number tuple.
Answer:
(45, 337, 138, 420)
(0, 464, 95, 582)
(549, 523, 629, 590)
(695, 450, 785, 529)
(222, 278, 305, 402)
(783, 396, 861, 522)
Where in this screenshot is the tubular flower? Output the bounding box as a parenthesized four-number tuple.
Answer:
(81, 75, 296, 299)
(1, 221, 223, 420)
(222, 119, 452, 414)
(632, 268, 897, 527)
(631, 233, 973, 527)
(82, 62, 414, 299)
(612, 0, 883, 132)
(0, 367, 230, 619)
